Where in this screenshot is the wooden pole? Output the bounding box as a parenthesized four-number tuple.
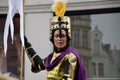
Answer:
(20, 0, 25, 80)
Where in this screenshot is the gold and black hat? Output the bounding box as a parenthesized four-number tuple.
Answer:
(49, 0, 71, 40)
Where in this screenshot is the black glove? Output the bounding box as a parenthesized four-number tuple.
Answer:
(24, 36, 37, 58)
(31, 55, 45, 73)
(31, 65, 40, 73)
(24, 36, 31, 48)
(24, 36, 45, 72)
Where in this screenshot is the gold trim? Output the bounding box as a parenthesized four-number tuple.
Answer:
(28, 54, 34, 66)
(68, 53, 77, 80)
(26, 53, 37, 66)
(20, 46, 25, 80)
(42, 59, 45, 66)
(25, 46, 32, 50)
(38, 64, 41, 71)
(49, 16, 71, 40)
(64, 74, 70, 77)
(31, 54, 37, 60)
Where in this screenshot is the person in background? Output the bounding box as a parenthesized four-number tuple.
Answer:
(0, 73, 18, 80)
(24, 0, 86, 80)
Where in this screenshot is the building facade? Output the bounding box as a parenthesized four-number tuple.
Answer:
(91, 25, 120, 78)
(0, 14, 21, 78)
(70, 15, 92, 77)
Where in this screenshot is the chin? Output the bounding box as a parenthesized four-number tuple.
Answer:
(56, 45, 63, 48)
(58, 47, 64, 49)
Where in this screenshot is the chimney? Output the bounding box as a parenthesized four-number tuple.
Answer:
(104, 44, 111, 53)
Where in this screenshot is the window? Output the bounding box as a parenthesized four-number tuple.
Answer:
(83, 58, 89, 77)
(94, 40, 100, 53)
(98, 63, 104, 77)
(92, 62, 96, 76)
(73, 28, 80, 48)
(83, 30, 88, 48)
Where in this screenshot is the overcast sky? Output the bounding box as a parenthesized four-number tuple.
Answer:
(91, 13, 120, 50)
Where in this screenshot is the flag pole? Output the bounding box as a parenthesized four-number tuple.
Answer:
(20, 0, 25, 79)
(20, 46, 24, 80)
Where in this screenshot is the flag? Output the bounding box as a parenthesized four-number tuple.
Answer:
(4, 0, 24, 56)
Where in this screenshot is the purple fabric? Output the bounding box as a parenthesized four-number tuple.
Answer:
(45, 47, 86, 80)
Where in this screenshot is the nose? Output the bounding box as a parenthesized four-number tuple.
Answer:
(58, 35, 64, 40)
(58, 36, 62, 40)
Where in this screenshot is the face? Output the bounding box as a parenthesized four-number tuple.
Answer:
(54, 29, 67, 49)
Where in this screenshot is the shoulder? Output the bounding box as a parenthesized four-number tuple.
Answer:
(68, 47, 78, 54)
(66, 47, 81, 62)
(64, 47, 79, 62)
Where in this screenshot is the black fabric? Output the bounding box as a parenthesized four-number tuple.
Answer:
(27, 48, 36, 57)
(31, 65, 40, 73)
(24, 36, 31, 48)
(24, 36, 36, 57)
(24, 36, 45, 72)
(33, 55, 45, 70)
(62, 59, 70, 80)
(26, 47, 45, 72)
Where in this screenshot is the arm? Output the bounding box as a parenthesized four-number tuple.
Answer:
(24, 36, 45, 73)
(63, 53, 77, 80)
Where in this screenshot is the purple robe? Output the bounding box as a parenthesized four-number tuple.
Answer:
(45, 47, 86, 80)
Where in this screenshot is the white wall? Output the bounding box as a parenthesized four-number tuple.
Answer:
(25, 0, 100, 5)
(25, 12, 52, 80)
(1, 0, 94, 6)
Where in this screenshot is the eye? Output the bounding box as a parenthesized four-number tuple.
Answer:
(62, 34, 66, 38)
(55, 34, 59, 38)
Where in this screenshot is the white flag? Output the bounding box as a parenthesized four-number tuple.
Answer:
(4, 0, 24, 56)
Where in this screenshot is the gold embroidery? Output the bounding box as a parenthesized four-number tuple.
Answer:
(31, 54, 37, 60)
(47, 52, 66, 80)
(25, 46, 32, 50)
(46, 52, 77, 80)
(51, 52, 60, 62)
(68, 53, 77, 79)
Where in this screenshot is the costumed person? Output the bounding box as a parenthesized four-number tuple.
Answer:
(24, 0, 86, 80)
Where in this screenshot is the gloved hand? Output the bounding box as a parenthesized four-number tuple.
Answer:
(31, 64, 40, 73)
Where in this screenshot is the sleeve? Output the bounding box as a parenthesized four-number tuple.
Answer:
(62, 53, 77, 80)
(25, 41, 45, 73)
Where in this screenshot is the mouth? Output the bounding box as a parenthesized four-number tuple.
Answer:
(58, 41, 63, 44)
(57, 42, 63, 45)
(58, 43, 62, 45)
